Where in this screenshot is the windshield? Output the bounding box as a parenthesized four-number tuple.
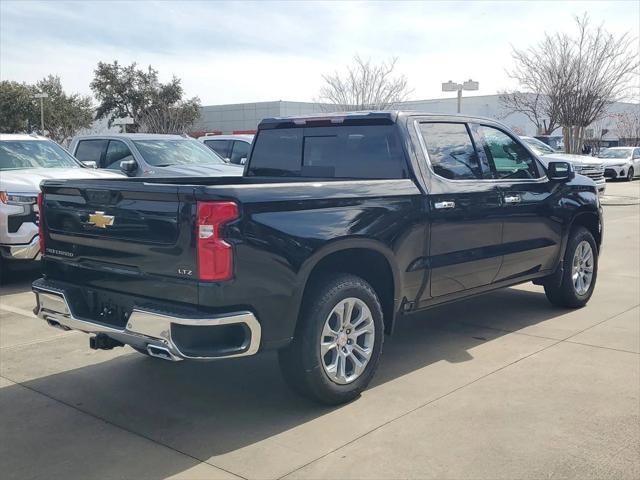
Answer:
(522, 137, 556, 155)
(599, 149, 631, 159)
(133, 139, 226, 167)
(0, 140, 80, 171)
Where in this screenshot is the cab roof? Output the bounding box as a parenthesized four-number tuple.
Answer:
(258, 110, 498, 129)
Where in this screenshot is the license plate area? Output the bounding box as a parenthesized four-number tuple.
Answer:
(67, 287, 133, 329)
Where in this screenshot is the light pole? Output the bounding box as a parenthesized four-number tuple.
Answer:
(33, 93, 49, 133)
(441, 79, 479, 113)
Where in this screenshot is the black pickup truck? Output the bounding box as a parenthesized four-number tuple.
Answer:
(33, 112, 602, 404)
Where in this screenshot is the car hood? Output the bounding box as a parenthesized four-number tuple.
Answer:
(145, 163, 244, 177)
(0, 168, 125, 194)
(599, 157, 631, 166)
(541, 152, 602, 166)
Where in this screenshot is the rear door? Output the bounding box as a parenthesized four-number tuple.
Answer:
(415, 121, 503, 300)
(474, 124, 561, 280)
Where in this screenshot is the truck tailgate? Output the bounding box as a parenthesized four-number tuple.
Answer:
(40, 180, 198, 305)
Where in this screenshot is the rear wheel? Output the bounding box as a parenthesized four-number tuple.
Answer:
(544, 227, 598, 308)
(626, 167, 634, 182)
(278, 274, 384, 405)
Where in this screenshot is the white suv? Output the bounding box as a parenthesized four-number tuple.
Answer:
(0, 134, 123, 272)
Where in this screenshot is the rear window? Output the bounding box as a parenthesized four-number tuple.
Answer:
(248, 125, 408, 179)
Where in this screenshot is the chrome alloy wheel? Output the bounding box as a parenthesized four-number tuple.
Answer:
(572, 240, 594, 295)
(320, 297, 375, 385)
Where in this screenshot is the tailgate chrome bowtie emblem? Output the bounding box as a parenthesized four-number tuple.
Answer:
(88, 211, 115, 228)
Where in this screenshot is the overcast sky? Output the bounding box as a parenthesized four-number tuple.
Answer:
(1, 0, 638, 106)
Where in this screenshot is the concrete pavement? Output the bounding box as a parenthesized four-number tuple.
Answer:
(1, 180, 638, 480)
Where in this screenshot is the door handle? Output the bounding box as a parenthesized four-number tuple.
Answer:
(434, 201, 455, 209)
(503, 194, 521, 204)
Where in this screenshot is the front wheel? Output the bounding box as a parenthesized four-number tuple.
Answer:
(544, 226, 598, 308)
(626, 167, 634, 182)
(278, 274, 384, 405)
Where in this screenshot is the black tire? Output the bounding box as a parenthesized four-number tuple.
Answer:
(544, 226, 598, 308)
(278, 274, 384, 405)
(626, 167, 634, 182)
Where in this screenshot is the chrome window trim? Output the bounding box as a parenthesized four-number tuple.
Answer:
(412, 119, 549, 185)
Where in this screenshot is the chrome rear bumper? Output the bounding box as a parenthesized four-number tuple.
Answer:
(32, 284, 261, 361)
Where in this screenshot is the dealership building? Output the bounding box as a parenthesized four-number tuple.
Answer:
(192, 94, 638, 146)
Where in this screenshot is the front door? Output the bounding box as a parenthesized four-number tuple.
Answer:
(473, 124, 561, 281)
(415, 121, 504, 302)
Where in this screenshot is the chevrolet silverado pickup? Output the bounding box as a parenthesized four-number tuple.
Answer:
(32, 112, 603, 404)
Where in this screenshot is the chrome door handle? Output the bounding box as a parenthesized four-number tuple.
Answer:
(504, 195, 521, 204)
(434, 201, 455, 209)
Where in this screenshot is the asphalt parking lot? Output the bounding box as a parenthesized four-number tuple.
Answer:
(1, 181, 638, 480)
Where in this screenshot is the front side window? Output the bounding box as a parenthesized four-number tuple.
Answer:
(133, 139, 225, 167)
(230, 141, 250, 164)
(104, 140, 134, 169)
(418, 122, 483, 180)
(75, 139, 108, 164)
(0, 140, 80, 170)
(479, 126, 541, 179)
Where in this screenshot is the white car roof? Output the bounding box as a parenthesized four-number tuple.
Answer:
(0, 133, 50, 141)
(198, 134, 254, 142)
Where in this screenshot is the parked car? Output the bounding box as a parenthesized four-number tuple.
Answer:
(0, 134, 123, 274)
(521, 136, 606, 194)
(33, 112, 602, 404)
(69, 134, 243, 177)
(198, 134, 254, 165)
(598, 147, 640, 182)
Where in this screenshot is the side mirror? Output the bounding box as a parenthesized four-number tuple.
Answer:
(547, 161, 574, 181)
(224, 157, 231, 164)
(120, 159, 137, 175)
(82, 161, 97, 169)
(240, 157, 247, 165)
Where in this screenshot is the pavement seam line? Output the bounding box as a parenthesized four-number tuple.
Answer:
(278, 338, 565, 479)
(278, 302, 640, 479)
(0, 373, 248, 480)
(0, 332, 78, 350)
(0, 303, 38, 319)
(563, 340, 639, 355)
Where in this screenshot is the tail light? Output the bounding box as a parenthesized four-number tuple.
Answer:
(196, 201, 239, 281)
(37, 192, 45, 255)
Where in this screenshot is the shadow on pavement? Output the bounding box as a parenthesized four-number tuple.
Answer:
(1, 287, 568, 479)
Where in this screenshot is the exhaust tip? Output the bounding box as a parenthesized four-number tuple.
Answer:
(146, 345, 180, 361)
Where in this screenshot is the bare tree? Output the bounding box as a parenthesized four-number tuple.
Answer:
(499, 91, 559, 135)
(503, 14, 638, 153)
(317, 56, 412, 111)
(614, 110, 640, 146)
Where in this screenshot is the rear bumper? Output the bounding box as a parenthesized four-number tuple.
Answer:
(32, 280, 261, 361)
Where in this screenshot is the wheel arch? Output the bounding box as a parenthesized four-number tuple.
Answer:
(570, 209, 602, 251)
(295, 239, 401, 335)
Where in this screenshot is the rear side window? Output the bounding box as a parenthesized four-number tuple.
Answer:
(75, 139, 107, 163)
(248, 125, 408, 179)
(418, 123, 483, 180)
(204, 139, 231, 158)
